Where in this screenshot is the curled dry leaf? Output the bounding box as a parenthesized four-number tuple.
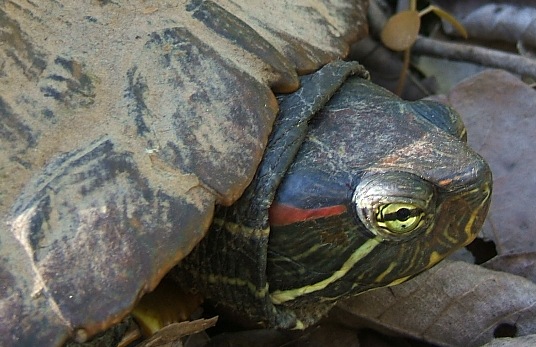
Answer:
(334, 260, 536, 347)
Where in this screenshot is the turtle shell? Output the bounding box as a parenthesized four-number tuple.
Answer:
(0, 1, 368, 345)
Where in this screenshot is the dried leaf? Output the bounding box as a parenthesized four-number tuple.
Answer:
(138, 317, 217, 347)
(482, 334, 536, 347)
(431, 1, 536, 46)
(483, 252, 536, 283)
(440, 70, 536, 262)
(381, 10, 421, 51)
(131, 280, 203, 337)
(334, 261, 536, 347)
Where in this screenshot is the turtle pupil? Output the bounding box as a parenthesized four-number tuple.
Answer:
(396, 208, 411, 221)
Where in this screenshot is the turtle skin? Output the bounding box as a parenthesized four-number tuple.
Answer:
(0, 1, 368, 345)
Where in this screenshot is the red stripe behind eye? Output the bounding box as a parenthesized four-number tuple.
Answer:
(268, 203, 347, 226)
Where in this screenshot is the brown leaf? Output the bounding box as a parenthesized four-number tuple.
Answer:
(431, 1, 536, 46)
(439, 69, 536, 273)
(334, 260, 536, 347)
(483, 252, 536, 283)
(381, 10, 421, 51)
(137, 317, 217, 347)
(482, 334, 536, 347)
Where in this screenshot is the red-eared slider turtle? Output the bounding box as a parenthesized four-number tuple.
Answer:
(0, 1, 491, 346)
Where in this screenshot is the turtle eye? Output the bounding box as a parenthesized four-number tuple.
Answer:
(375, 203, 424, 234)
(352, 172, 436, 240)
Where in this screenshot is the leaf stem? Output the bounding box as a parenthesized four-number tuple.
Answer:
(418, 6, 433, 17)
(396, 49, 411, 96)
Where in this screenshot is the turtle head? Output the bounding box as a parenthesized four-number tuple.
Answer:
(266, 78, 492, 320)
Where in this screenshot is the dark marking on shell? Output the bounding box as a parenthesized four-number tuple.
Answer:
(0, 96, 37, 149)
(10, 135, 216, 334)
(189, 1, 298, 92)
(125, 67, 151, 136)
(39, 57, 96, 108)
(134, 26, 275, 200)
(0, 9, 47, 80)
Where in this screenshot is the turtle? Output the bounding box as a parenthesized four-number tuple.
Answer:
(0, 1, 492, 346)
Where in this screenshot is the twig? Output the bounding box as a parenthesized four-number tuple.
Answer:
(413, 36, 536, 79)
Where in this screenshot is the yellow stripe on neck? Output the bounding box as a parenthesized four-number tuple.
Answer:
(270, 236, 382, 304)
